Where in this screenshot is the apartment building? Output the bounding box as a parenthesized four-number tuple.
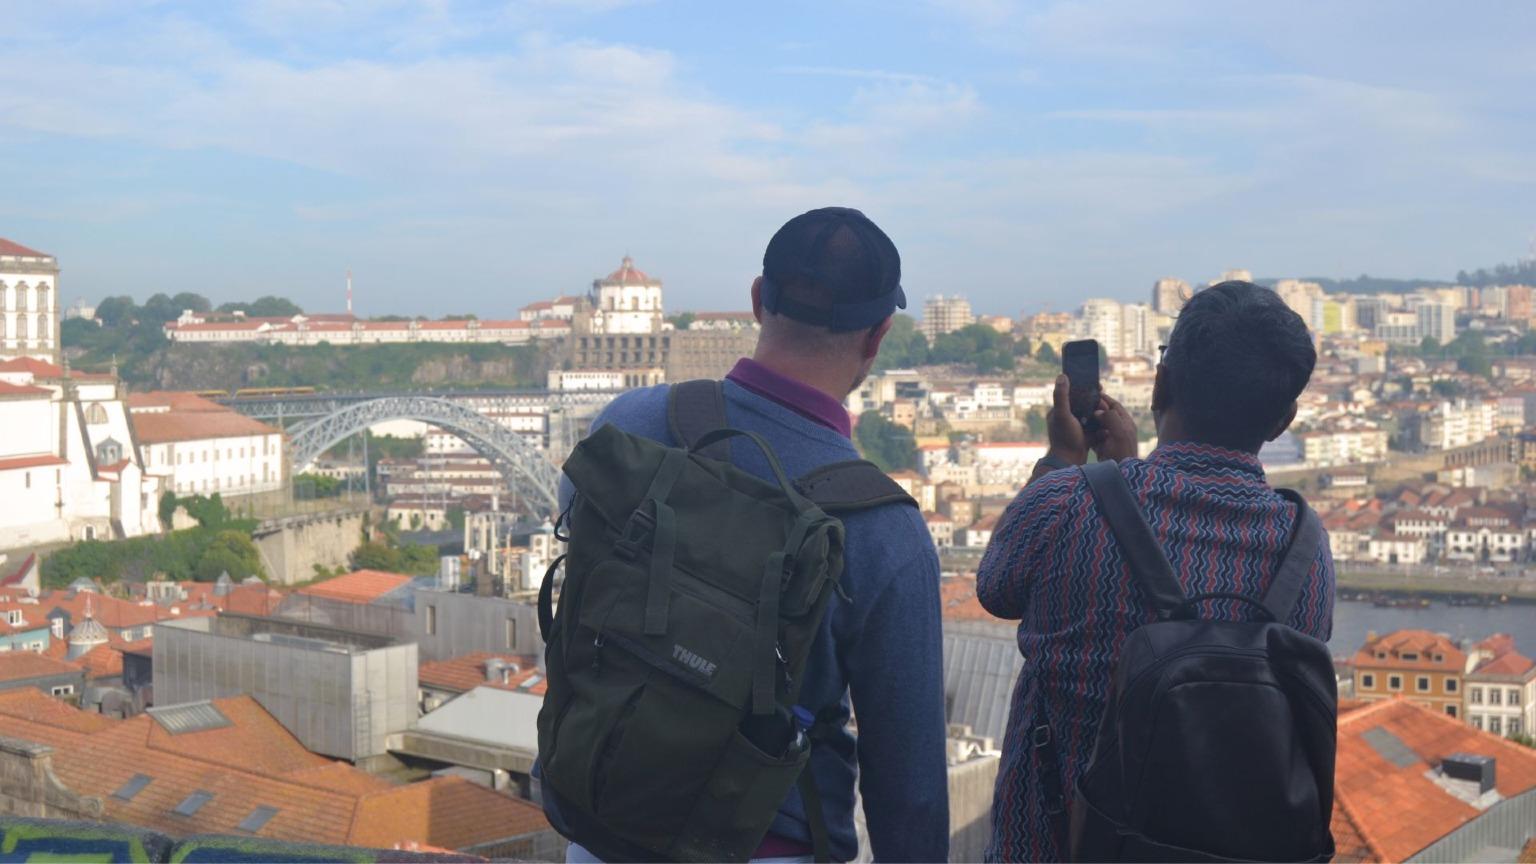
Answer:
(1464, 635, 1535, 739)
(0, 238, 60, 364)
(1353, 630, 1466, 719)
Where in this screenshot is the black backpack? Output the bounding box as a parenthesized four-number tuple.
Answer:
(537, 380, 916, 863)
(1060, 460, 1337, 863)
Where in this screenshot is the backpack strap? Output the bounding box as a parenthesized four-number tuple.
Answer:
(1262, 489, 1324, 622)
(795, 461, 918, 512)
(1081, 460, 1186, 619)
(667, 379, 731, 461)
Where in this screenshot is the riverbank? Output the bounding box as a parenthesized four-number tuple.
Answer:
(1335, 569, 1536, 602)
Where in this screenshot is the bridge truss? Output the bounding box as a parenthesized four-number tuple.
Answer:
(285, 395, 563, 515)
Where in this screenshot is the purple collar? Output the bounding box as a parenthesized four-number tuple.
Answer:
(725, 358, 851, 438)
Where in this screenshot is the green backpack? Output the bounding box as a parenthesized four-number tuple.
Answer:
(536, 380, 916, 863)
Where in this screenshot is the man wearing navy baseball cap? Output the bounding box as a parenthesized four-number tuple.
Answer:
(559, 208, 949, 862)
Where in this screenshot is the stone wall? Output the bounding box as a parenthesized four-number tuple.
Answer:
(252, 508, 365, 584)
(0, 737, 103, 822)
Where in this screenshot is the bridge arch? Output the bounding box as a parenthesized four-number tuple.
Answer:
(287, 396, 561, 514)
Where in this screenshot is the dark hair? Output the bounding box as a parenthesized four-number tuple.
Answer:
(1161, 281, 1316, 450)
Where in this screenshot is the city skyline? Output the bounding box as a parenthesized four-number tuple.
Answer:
(2, 1, 1533, 316)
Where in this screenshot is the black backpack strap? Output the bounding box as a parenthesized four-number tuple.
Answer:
(795, 460, 918, 512)
(1081, 460, 1186, 619)
(1263, 489, 1324, 622)
(667, 379, 731, 461)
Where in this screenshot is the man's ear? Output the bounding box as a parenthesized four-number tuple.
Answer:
(751, 276, 765, 324)
(1267, 401, 1299, 442)
(1151, 364, 1171, 413)
(865, 315, 894, 361)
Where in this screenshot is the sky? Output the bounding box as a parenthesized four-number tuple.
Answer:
(1, 1, 1533, 318)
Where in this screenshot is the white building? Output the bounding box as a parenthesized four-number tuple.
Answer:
(1417, 302, 1457, 345)
(0, 358, 162, 549)
(970, 441, 1049, 487)
(127, 392, 285, 497)
(1079, 299, 1122, 357)
(1273, 280, 1324, 325)
(0, 238, 60, 364)
(921, 296, 975, 342)
(587, 257, 664, 335)
(1417, 400, 1499, 450)
(1445, 508, 1525, 563)
(164, 313, 570, 346)
(1464, 637, 1535, 739)
(1151, 278, 1191, 315)
(1364, 533, 1427, 565)
(1297, 428, 1389, 466)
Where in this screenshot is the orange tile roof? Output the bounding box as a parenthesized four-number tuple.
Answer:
(127, 392, 231, 413)
(297, 570, 414, 605)
(0, 238, 50, 257)
(130, 409, 281, 445)
(0, 454, 69, 472)
(418, 652, 546, 696)
(0, 357, 64, 377)
(1469, 650, 1535, 679)
(938, 576, 992, 623)
(75, 644, 125, 679)
(0, 691, 544, 850)
(0, 381, 52, 397)
(1334, 698, 1536, 862)
(1352, 629, 1466, 672)
(0, 651, 83, 683)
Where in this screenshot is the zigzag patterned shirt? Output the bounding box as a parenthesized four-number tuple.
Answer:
(976, 443, 1335, 862)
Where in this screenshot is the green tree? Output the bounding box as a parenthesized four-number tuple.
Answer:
(855, 411, 918, 472)
(1035, 342, 1059, 365)
(219, 296, 303, 317)
(194, 530, 264, 581)
(158, 492, 178, 529)
(873, 314, 929, 371)
(170, 292, 212, 315)
(668, 312, 696, 330)
(930, 324, 1016, 374)
(94, 296, 138, 327)
(351, 541, 402, 572)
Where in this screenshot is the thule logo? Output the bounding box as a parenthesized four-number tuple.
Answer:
(672, 644, 718, 678)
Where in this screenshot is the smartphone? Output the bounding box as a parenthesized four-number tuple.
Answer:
(1062, 340, 1102, 429)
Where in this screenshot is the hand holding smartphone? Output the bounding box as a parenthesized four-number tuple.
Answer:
(1061, 340, 1102, 434)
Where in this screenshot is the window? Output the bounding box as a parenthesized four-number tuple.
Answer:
(50, 685, 74, 696)
(426, 604, 437, 636)
(1472, 715, 1484, 730)
(1490, 689, 1503, 705)
(113, 774, 154, 801)
(1509, 688, 1521, 704)
(85, 403, 108, 424)
(1360, 673, 1375, 690)
(1416, 676, 1431, 692)
(96, 438, 123, 465)
(1471, 687, 1484, 704)
(1445, 705, 1458, 718)
(1512, 718, 1523, 736)
(1446, 678, 1458, 693)
(1388, 675, 1403, 691)
(1401, 652, 1419, 661)
(505, 617, 517, 650)
(237, 806, 279, 833)
(174, 791, 214, 816)
(1489, 717, 1503, 735)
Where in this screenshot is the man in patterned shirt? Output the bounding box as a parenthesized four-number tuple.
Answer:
(979, 281, 1335, 862)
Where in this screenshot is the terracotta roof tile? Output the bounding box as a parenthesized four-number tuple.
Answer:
(298, 570, 414, 605)
(419, 652, 545, 695)
(1352, 629, 1466, 671)
(75, 644, 125, 679)
(0, 692, 542, 850)
(0, 454, 69, 472)
(130, 409, 281, 445)
(0, 651, 83, 683)
(0, 357, 64, 377)
(0, 238, 50, 257)
(1334, 698, 1536, 862)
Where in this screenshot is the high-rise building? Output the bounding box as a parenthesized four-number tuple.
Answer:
(1417, 301, 1457, 346)
(1311, 297, 1357, 335)
(921, 295, 975, 341)
(1079, 298, 1123, 357)
(1274, 279, 1324, 326)
(1151, 278, 1191, 315)
(0, 238, 61, 365)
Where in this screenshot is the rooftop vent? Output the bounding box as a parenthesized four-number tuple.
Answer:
(1442, 753, 1496, 795)
(237, 805, 279, 833)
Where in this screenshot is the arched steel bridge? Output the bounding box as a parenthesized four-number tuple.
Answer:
(278, 395, 566, 514)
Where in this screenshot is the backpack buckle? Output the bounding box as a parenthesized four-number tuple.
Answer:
(614, 508, 656, 561)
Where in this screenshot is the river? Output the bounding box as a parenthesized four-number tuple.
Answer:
(1329, 599, 1536, 656)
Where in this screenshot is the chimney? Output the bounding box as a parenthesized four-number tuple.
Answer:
(1442, 754, 1496, 795)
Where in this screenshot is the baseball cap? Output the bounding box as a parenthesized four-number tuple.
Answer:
(760, 207, 906, 332)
